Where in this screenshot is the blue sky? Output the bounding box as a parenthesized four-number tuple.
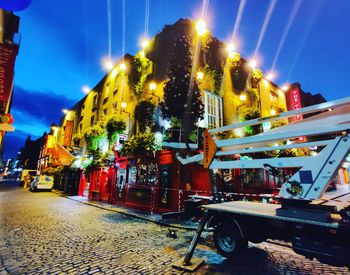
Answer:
(3, 0, 350, 160)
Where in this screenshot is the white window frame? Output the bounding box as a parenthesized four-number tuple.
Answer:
(203, 90, 223, 129)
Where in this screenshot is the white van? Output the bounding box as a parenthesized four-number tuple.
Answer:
(30, 175, 54, 191)
(20, 169, 37, 187)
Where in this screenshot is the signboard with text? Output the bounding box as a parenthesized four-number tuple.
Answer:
(286, 86, 305, 142)
(0, 44, 18, 102)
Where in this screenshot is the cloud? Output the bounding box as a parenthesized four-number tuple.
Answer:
(3, 129, 30, 161)
(12, 85, 76, 128)
(3, 86, 76, 159)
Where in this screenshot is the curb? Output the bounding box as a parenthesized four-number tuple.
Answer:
(52, 190, 198, 231)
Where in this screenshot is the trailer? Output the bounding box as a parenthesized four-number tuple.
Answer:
(173, 96, 350, 271)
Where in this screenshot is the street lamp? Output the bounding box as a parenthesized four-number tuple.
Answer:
(196, 71, 204, 81)
(149, 82, 156, 91)
(82, 86, 90, 94)
(239, 94, 247, 102)
(121, 102, 127, 109)
(120, 63, 126, 71)
(248, 59, 257, 69)
(103, 59, 114, 71)
(196, 19, 207, 36)
(142, 39, 150, 49)
(62, 109, 68, 114)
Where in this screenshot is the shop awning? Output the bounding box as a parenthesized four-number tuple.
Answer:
(51, 143, 74, 166)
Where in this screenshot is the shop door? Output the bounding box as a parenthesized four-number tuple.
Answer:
(158, 164, 172, 209)
(116, 168, 126, 201)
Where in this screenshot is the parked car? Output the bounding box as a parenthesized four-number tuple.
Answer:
(20, 169, 37, 188)
(30, 175, 54, 191)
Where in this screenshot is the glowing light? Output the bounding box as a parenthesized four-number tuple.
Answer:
(196, 71, 204, 80)
(140, 50, 145, 58)
(121, 102, 127, 109)
(310, 151, 318, 157)
(149, 82, 157, 91)
(282, 85, 289, 91)
(120, 63, 126, 71)
(142, 39, 150, 49)
(270, 109, 276, 116)
(111, 68, 118, 78)
(82, 86, 90, 94)
(249, 59, 257, 69)
(62, 109, 68, 114)
(263, 79, 269, 87)
(226, 43, 236, 53)
(239, 94, 247, 101)
(266, 73, 274, 81)
(103, 60, 114, 71)
(328, 108, 332, 112)
(196, 19, 207, 36)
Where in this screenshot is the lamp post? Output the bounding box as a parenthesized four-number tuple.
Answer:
(121, 102, 131, 135)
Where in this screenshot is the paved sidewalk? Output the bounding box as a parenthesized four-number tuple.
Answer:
(52, 190, 199, 230)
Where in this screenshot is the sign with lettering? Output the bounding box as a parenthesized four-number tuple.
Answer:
(203, 130, 217, 169)
(286, 86, 305, 142)
(0, 44, 18, 102)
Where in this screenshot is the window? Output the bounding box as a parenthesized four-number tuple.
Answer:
(103, 83, 110, 105)
(270, 91, 278, 102)
(204, 91, 223, 129)
(93, 94, 98, 107)
(90, 115, 95, 126)
(113, 101, 117, 110)
(127, 163, 159, 185)
(79, 123, 82, 133)
(103, 108, 108, 116)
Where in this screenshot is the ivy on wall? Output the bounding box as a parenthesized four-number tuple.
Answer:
(84, 122, 106, 151)
(128, 52, 152, 96)
(106, 115, 126, 144)
(134, 100, 156, 133)
(120, 133, 161, 156)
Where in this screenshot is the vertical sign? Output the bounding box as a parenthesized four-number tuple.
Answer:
(63, 120, 73, 147)
(0, 44, 18, 102)
(286, 86, 305, 142)
(45, 134, 54, 155)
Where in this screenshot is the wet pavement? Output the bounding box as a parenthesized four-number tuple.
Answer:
(0, 180, 348, 274)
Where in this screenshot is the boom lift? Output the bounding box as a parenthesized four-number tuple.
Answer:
(173, 96, 350, 271)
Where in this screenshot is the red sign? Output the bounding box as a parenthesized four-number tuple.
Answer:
(63, 120, 74, 147)
(0, 44, 18, 102)
(286, 86, 305, 142)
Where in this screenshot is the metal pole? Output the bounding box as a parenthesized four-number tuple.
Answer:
(182, 210, 211, 266)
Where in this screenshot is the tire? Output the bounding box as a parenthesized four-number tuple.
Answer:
(213, 223, 247, 258)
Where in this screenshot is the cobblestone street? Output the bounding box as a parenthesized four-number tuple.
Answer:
(0, 181, 348, 274)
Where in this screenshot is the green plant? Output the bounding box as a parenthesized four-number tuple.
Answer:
(128, 52, 152, 96)
(134, 100, 156, 133)
(84, 122, 106, 151)
(251, 68, 263, 88)
(161, 34, 204, 131)
(101, 150, 116, 166)
(203, 64, 223, 94)
(246, 87, 259, 102)
(241, 108, 262, 136)
(120, 133, 161, 156)
(106, 116, 126, 144)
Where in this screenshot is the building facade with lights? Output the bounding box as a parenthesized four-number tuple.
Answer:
(49, 18, 293, 211)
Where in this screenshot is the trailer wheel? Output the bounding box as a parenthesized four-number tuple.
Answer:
(213, 223, 247, 258)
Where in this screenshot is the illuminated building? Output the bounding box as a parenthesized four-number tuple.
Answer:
(0, 9, 20, 163)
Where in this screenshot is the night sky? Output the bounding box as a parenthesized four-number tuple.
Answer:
(3, 0, 350, 160)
